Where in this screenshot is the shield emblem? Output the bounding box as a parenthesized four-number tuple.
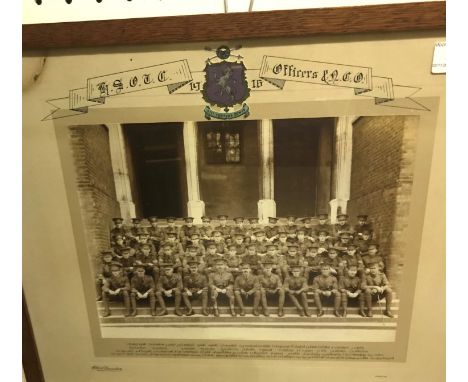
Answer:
(202, 61, 250, 109)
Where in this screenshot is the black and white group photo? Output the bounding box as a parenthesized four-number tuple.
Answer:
(68, 115, 418, 338)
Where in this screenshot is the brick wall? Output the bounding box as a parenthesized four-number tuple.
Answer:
(348, 116, 419, 291)
(69, 125, 120, 273)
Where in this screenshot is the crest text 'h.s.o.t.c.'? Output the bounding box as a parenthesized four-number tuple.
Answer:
(202, 46, 250, 120)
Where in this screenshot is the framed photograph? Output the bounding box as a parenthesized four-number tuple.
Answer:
(23, 2, 445, 381)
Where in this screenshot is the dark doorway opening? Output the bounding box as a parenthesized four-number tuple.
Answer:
(123, 123, 187, 218)
(273, 118, 334, 217)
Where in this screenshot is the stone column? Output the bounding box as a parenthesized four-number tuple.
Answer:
(183, 121, 205, 224)
(329, 116, 355, 224)
(107, 123, 136, 221)
(257, 119, 276, 223)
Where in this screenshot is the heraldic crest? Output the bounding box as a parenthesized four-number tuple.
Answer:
(202, 45, 250, 120)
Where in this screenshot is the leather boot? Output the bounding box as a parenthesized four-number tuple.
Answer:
(212, 301, 220, 317)
(101, 292, 110, 317)
(384, 290, 394, 317)
(201, 292, 209, 316)
(149, 293, 156, 316)
(261, 291, 269, 316)
(342, 292, 348, 317)
(235, 292, 245, 316)
(182, 294, 194, 316)
(174, 291, 183, 316)
(253, 291, 261, 316)
(301, 292, 311, 317)
(123, 291, 131, 317)
(314, 292, 324, 317)
(130, 293, 137, 316)
(289, 294, 304, 316)
(278, 289, 285, 317)
(358, 294, 366, 317)
(230, 302, 237, 317)
(156, 293, 167, 316)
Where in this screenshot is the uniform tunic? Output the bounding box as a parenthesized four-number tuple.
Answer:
(339, 275, 362, 292)
(234, 274, 260, 291)
(283, 276, 308, 292)
(104, 275, 130, 291)
(131, 275, 155, 292)
(158, 273, 183, 291)
(209, 271, 234, 288)
(363, 272, 389, 288)
(183, 273, 208, 291)
(258, 273, 282, 290)
(241, 253, 262, 268)
(312, 274, 339, 291)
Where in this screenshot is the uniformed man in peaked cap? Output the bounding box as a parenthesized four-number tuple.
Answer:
(208, 258, 235, 317)
(362, 263, 393, 318)
(312, 263, 341, 317)
(234, 263, 261, 316)
(101, 262, 131, 317)
(130, 265, 157, 316)
(156, 263, 184, 316)
(284, 264, 310, 317)
(182, 261, 209, 316)
(258, 261, 285, 317)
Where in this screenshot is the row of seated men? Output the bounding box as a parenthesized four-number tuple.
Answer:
(99, 258, 393, 319)
(109, 214, 375, 252)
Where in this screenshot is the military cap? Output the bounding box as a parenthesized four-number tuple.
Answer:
(132, 218, 141, 223)
(254, 230, 265, 236)
(140, 243, 151, 249)
(187, 245, 198, 251)
(161, 243, 173, 249)
(266, 244, 278, 250)
(112, 217, 124, 223)
(347, 264, 358, 269)
(310, 242, 319, 249)
(166, 217, 176, 222)
(166, 231, 177, 237)
(268, 217, 279, 223)
(101, 250, 113, 257)
(318, 213, 328, 219)
(134, 265, 146, 271)
(211, 229, 222, 235)
(296, 228, 306, 234)
(206, 241, 217, 248)
(161, 263, 175, 269)
(121, 246, 132, 252)
(301, 217, 313, 223)
(357, 214, 368, 219)
(110, 262, 122, 270)
(188, 260, 199, 267)
(291, 264, 303, 271)
(184, 217, 194, 222)
(361, 228, 372, 235)
(248, 217, 259, 223)
(217, 214, 228, 219)
(286, 215, 296, 221)
(347, 242, 358, 249)
(320, 263, 331, 269)
(337, 213, 349, 219)
(287, 244, 299, 250)
(278, 230, 288, 236)
(240, 263, 251, 269)
(215, 258, 227, 264)
(317, 229, 329, 235)
(227, 243, 237, 250)
(262, 261, 274, 267)
(328, 246, 339, 253)
(190, 233, 200, 239)
(367, 241, 379, 249)
(233, 232, 245, 238)
(148, 216, 158, 222)
(339, 231, 352, 238)
(234, 217, 244, 223)
(137, 228, 149, 235)
(247, 243, 257, 249)
(201, 216, 211, 222)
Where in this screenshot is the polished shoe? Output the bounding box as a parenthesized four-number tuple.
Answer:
(202, 308, 209, 316)
(333, 310, 342, 318)
(101, 311, 110, 318)
(150, 310, 157, 316)
(253, 309, 260, 317)
(239, 310, 246, 317)
(230, 308, 237, 317)
(342, 309, 348, 317)
(124, 311, 133, 317)
(304, 309, 311, 317)
(156, 309, 168, 316)
(213, 308, 220, 317)
(174, 308, 184, 316)
(278, 309, 284, 317)
(358, 309, 366, 317)
(263, 308, 270, 317)
(185, 308, 195, 316)
(317, 310, 324, 317)
(367, 309, 373, 318)
(298, 310, 305, 317)
(384, 310, 394, 318)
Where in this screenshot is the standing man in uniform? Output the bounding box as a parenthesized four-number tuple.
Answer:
(265, 217, 280, 242)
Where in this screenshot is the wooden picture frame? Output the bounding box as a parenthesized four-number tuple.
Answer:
(22, 3, 445, 382)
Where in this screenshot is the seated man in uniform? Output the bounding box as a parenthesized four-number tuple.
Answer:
(110, 217, 126, 245)
(224, 243, 241, 277)
(208, 258, 235, 317)
(179, 217, 198, 247)
(362, 263, 394, 318)
(96, 251, 114, 301)
(234, 263, 261, 316)
(354, 214, 373, 238)
(130, 265, 157, 316)
(303, 243, 324, 285)
(101, 262, 131, 317)
(265, 217, 280, 242)
(333, 213, 352, 239)
(182, 261, 209, 316)
(147, 216, 162, 252)
(312, 263, 342, 317)
(284, 264, 310, 317)
(280, 244, 304, 281)
(199, 216, 213, 246)
(155, 263, 184, 316)
(361, 242, 385, 274)
(258, 262, 285, 317)
(241, 243, 262, 275)
(339, 264, 365, 317)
